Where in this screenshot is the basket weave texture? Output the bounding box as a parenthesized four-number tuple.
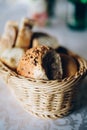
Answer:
(0, 55, 87, 119)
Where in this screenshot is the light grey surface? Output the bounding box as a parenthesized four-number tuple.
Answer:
(0, 2, 87, 130)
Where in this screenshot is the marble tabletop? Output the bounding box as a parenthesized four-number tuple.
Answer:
(0, 1, 87, 130)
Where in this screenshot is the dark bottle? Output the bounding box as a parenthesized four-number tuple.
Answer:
(67, 0, 87, 30)
(46, 0, 56, 17)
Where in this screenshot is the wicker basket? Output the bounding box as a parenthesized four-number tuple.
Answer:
(0, 55, 87, 119)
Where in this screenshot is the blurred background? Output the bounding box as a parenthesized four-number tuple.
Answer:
(0, 0, 87, 59)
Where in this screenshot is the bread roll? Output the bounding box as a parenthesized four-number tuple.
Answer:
(15, 18, 34, 49)
(3, 21, 18, 47)
(0, 21, 18, 55)
(60, 54, 78, 78)
(32, 33, 59, 49)
(17, 46, 49, 79)
(0, 48, 25, 69)
(21, 18, 35, 29)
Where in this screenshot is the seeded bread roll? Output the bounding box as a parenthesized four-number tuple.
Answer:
(17, 46, 49, 79)
(0, 48, 25, 70)
(15, 18, 34, 49)
(60, 54, 78, 78)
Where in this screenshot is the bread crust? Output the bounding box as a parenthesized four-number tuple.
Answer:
(0, 48, 25, 69)
(15, 18, 35, 49)
(17, 46, 49, 79)
(0, 21, 18, 55)
(42, 50, 63, 80)
(60, 54, 78, 78)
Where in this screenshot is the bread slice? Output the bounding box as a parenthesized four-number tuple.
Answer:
(3, 21, 18, 47)
(43, 49, 63, 80)
(15, 18, 35, 49)
(32, 36, 59, 49)
(0, 21, 18, 55)
(60, 54, 78, 78)
(0, 48, 25, 70)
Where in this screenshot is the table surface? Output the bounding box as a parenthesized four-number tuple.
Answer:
(0, 2, 87, 130)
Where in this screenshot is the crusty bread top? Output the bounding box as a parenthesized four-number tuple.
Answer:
(4, 21, 18, 39)
(17, 46, 49, 79)
(15, 26, 32, 48)
(15, 18, 34, 49)
(0, 21, 18, 55)
(2, 21, 18, 48)
(21, 18, 35, 29)
(4, 21, 18, 31)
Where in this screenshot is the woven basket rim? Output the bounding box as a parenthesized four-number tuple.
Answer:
(0, 54, 86, 84)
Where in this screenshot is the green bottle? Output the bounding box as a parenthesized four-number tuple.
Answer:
(67, 0, 87, 30)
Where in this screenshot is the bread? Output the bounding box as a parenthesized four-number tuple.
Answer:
(3, 21, 18, 47)
(0, 37, 8, 55)
(17, 46, 49, 79)
(21, 18, 35, 29)
(55, 46, 69, 55)
(17, 45, 78, 80)
(32, 33, 59, 49)
(32, 39, 39, 47)
(60, 54, 78, 78)
(0, 48, 25, 69)
(0, 21, 18, 55)
(42, 49, 63, 80)
(55, 46, 77, 58)
(17, 46, 63, 80)
(15, 18, 34, 49)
